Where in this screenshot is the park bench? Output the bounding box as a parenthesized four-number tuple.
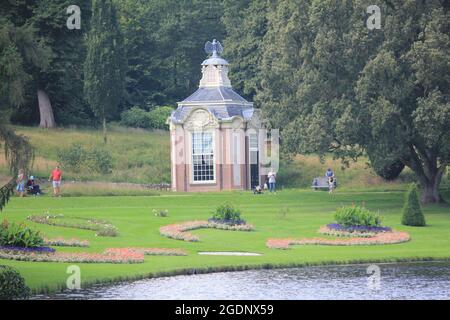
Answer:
(311, 176, 337, 190)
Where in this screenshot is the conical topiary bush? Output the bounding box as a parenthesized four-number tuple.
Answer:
(401, 184, 426, 226)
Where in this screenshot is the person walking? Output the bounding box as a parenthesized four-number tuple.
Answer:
(16, 169, 26, 197)
(268, 168, 276, 193)
(49, 165, 62, 197)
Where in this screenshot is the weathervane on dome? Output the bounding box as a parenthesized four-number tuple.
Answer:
(204, 39, 223, 57)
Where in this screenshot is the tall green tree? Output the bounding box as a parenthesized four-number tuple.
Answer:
(84, 0, 126, 143)
(31, 0, 93, 127)
(259, 0, 449, 204)
(115, 0, 226, 109)
(222, 0, 270, 100)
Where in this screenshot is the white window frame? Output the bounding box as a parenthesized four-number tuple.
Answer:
(190, 130, 216, 184)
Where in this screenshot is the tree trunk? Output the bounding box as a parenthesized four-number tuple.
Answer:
(102, 117, 107, 144)
(37, 89, 56, 128)
(405, 145, 446, 205)
(419, 168, 445, 204)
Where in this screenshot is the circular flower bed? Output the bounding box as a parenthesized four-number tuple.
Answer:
(319, 224, 392, 238)
(266, 230, 410, 249)
(160, 220, 254, 242)
(0, 247, 187, 264)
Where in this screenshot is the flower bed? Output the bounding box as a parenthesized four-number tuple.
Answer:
(27, 214, 118, 237)
(0, 247, 187, 264)
(160, 220, 254, 242)
(104, 247, 187, 256)
(0, 246, 55, 253)
(266, 230, 410, 249)
(44, 237, 90, 247)
(318, 224, 392, 238)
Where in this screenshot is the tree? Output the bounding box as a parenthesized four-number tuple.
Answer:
(115, 0, 226, 109)
(0, 6, 40, 208)
(401, 184, 426, 226)
(354, 2, 450, 203)
(31, 0, 93, 127)
(259, 0, 449, 204)
(222, 0, 270, 100)
(84, 0, 126, 144)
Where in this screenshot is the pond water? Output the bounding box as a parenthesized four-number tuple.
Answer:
(34, 262, 450, 300)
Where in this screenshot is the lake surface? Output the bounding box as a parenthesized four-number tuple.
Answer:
(34, 262, 450, 300)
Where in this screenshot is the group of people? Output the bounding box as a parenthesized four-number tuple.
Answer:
(255, 167, 336, 194)
(254, 168, 277, 194)
(16, 166, 62, 197)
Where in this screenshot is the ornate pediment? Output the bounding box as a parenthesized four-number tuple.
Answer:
(184, 108, 219, 131)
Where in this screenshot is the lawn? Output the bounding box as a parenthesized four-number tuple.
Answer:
(1, 189, 450, 294)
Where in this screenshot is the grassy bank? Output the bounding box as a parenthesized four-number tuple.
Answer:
(1, 189, 449, 294)
(0, 125, 170, 184)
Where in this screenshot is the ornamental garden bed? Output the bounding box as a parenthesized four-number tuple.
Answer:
(1, 218, 186, 263)
(27, 214, 118, 237)
(0, 247, 187, 264)
(267, 204, 411, 249)
(160, 220, 254, 242)
(160, 203, 253, 242)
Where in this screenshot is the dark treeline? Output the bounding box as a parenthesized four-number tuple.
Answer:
(1, 0, 449, 203)
(0, 0, 225, 127)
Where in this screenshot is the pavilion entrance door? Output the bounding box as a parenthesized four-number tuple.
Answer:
(248, 132, 259, 189)
(250, 150, 259, 189)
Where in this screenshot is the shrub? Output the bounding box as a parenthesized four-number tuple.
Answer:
(0, 220, 44, 248)
(210, 203, 245, 225)
(57, 143, 86, 173)
(120, 106, 151, 128)
(153, 209, 168, 217)
(0, 265, 30, 300)
(120, 106, 174, 130)
(147, 106, 174, 130)
(57, 143, 113, 175)
(334, 205, 382, 227)
(401, 184, 426, 226)
(85, 146, 113, 174)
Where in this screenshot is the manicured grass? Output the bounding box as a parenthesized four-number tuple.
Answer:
(1, 189, 449, 294)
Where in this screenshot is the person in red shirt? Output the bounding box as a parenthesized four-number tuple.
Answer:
(48, 165, 62, 197)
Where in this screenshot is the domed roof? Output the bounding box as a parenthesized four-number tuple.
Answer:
(201, 56, 229, 66)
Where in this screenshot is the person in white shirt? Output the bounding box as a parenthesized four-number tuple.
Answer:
(268, 168, 276, 193)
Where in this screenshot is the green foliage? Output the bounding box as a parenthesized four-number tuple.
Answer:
(367, 149, 405, 181)
(335, 205, 382, 227)
(0, 220, 44, 248)
(148, 106, 174, 130)
(0, 265, 30, 300)
(402, 184, 426, 227)
(257, 0, 449, 203)
(153, 209, 168, 217)
(120, 107, 150, 128)
(84, 0, 126, 142)
(116, 0, 226, 107)
(57, 143, 113, 175)
(120, 106, 173, 130)
(211, 203, 244, 225)
(222, 0, 268, 100)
